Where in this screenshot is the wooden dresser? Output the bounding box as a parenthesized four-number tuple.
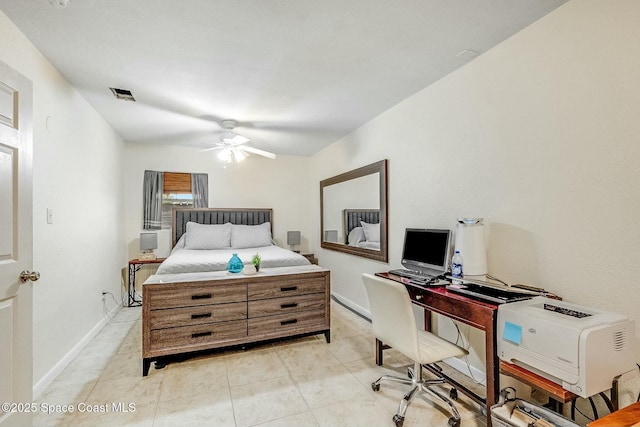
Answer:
(142, 266, 330, 376)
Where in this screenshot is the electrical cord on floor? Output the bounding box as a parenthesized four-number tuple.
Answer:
(450, 318, 484, 385)
(102, 291, 122, 320)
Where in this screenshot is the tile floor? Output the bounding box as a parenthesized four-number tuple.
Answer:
(34, 302, 488, 427)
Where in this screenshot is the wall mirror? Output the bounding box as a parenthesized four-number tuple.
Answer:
(320, 159, 388, 262)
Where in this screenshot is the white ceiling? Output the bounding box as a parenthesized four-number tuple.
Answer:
(0, 0, 567, 156)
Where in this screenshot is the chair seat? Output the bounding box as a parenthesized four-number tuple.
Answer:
(416, 330, 468, 365)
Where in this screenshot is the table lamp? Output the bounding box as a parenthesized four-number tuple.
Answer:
(287, 231, 301, 253)
(139, 232, 158, 260)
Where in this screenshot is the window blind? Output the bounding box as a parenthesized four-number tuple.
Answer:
(163, 172, 191, 193)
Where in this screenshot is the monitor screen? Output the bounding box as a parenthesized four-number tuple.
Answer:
(401, 228, 451, 274)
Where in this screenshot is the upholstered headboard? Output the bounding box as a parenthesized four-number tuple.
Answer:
(343, 209, 380, 243)
(172, 208, 273, 248)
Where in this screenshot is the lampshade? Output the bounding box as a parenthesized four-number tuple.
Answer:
(324, 230, 338, 242)
(140, 232, 158, 251)
(287, 231, 301, 246)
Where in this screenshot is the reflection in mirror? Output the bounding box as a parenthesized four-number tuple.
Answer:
(320, 160, 388, 262)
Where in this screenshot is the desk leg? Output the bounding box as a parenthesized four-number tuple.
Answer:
(485, 315, 498, 426)
(376, 339, 383, 366)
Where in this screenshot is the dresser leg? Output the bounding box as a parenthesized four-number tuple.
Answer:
(143, 358, 151, 377)
(324, 330, 331, 343)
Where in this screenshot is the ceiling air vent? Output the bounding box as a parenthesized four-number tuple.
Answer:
(109, 87, 136, 102)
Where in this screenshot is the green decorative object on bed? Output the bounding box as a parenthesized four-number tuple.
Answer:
(227, 253, 243, 273)
(252, 253, 261, 272)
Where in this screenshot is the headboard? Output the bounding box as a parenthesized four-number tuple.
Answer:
(343, 209, 380, 243)
(172, 208, 273, 248)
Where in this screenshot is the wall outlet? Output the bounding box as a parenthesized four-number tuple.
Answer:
(46, 208, 53, 224)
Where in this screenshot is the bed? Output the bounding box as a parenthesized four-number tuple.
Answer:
(142, 208, 331, 376)
(344, 209, 381, 250)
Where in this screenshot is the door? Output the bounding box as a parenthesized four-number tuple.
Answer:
(0, 60, 35, 427)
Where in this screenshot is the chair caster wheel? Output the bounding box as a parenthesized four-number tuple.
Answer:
(448, 417, 460, 427)
(449, 387, 458, 400)
(371, 382, 380, 392)
(393, 414, 404, 427)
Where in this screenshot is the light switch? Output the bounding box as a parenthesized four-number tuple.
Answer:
(47, 208, 53, 224)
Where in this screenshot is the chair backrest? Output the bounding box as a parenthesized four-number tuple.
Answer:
(362, 273, 421, 361)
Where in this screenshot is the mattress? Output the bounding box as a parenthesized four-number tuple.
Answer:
(156, 244, 310, 275)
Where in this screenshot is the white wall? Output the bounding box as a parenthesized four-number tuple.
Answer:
(311, 0, 640, 404)
(0, 12, 126, 394)
(122, 143, 313, 262)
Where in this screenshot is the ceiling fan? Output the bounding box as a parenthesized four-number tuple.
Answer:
(201, 120, 276, 163)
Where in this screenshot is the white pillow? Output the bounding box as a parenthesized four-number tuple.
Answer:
(172, 234, 186, 253)
(348, 227, 366, 246)
(360, 221, 380, 243)
(184, 222, 232, 250)
(231, 222, 272, 249)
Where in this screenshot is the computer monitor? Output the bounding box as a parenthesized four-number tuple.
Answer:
(401, 228, 451, 275)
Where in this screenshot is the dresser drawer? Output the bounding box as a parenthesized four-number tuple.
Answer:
(148, 283, 247, 309)
(248, 293, 325, 318)
(248, 277, 326, 300)
(149, 320, 247, 351)
(248, 309, 326, 336)
(149, 302, 247, 329)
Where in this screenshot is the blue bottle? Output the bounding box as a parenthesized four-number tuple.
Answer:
(227, 253, 243, 273)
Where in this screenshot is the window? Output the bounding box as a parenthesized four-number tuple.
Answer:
(161, 172, 192, 229)
(143, 170, 208, 230)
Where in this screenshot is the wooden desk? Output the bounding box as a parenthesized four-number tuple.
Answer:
(587, 401, 640, 427)
(376, 272, 500, 426)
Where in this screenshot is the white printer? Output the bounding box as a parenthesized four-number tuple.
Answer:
(497, 296, 635, 398)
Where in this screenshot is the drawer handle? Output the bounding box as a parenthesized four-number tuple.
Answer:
(191, 313, 212, 319)
(280, 319, 298, 326)
(280, 286, 297, 292)
(192, 331, 212, 338)
(281, 303, 298, 309)
(191, 293, 212, 300)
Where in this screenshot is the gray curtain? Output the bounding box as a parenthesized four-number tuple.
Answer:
(143, 170, 163, 230)
(191, 173, 208, 208)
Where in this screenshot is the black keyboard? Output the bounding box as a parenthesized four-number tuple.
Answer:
(389, 269, 433, 281)
(446, 283, 534, 304)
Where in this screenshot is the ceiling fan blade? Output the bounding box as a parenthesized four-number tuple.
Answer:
(199, 146, 224, 152)
(237, 145, 276, 159)
(229, 134, 249, 145)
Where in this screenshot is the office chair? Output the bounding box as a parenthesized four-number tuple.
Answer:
(362, 273, 468, 427)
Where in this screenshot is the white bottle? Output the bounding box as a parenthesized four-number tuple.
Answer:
(451, 250, 463, 284)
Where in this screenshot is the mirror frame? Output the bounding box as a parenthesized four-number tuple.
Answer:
(320, 159, 388, 262)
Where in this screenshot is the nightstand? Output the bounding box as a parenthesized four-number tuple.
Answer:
(302, 253, 317, 265)
(127, 258, 165, 307)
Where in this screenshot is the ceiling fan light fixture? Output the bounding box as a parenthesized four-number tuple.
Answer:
(217, 148, 231, 163)
(233, 149, 247, 162)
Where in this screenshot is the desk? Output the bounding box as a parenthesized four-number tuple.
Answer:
(127, 258, 165, 307)
(587, 401, 640, 427)
(376, 272, 500, 425)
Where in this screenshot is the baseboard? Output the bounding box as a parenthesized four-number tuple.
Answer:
(331, 291, 371, 320)
(330, 291, 487, 386)
(32, 303, 122, 399)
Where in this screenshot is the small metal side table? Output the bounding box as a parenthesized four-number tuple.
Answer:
(127, 258, 165, 307)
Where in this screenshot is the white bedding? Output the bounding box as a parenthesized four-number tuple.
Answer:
(156, 244, 310, 275)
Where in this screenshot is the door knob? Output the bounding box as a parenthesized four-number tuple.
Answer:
(19, 270, 40, 283)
